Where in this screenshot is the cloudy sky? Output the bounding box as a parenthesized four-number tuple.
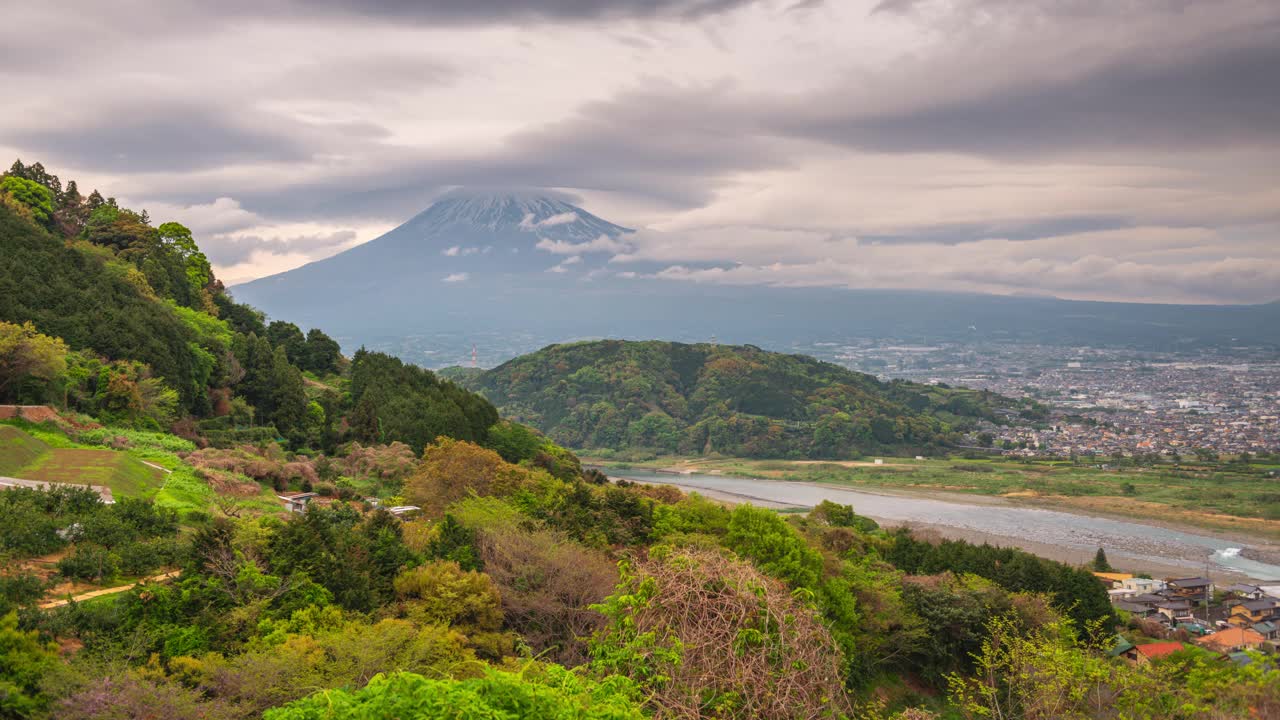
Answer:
(3, 0, 1278, 303)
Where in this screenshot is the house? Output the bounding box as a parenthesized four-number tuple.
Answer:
(1222, 583, 1264, 600)
(1128, 593, 1166, 607)
(1250, 621, 1278, 641)
(1092, 572, 1134, 588)
(1156, 599, 1195, 622)
(1120, 577, 1167, 594)
(1114, 600, 1158, 618)
(277, 491, 318, 514)
(386, 505, 421, 519)
(1108, 636, 1136, 658)
(1198, 627, 1266, 654)
(1125, 642, 1185, 664)
(1166, 577, 1214, 598)
(1230, 599, 1280, 624)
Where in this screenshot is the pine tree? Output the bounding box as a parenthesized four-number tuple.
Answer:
(1092, 547, 1113, 572)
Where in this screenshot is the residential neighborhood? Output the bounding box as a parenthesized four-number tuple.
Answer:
(1097, 572, 1280, 667)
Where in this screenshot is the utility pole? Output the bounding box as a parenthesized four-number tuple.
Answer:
(472, 345, 478, 369)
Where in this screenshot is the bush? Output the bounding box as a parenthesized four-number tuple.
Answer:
(591, 548, 850, 719)
(476, 525, 618, 665)
(262, 666, 646, 720)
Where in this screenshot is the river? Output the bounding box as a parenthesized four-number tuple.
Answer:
(604, 468, 1280, 582)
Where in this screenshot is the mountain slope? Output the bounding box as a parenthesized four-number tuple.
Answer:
(458, 340, 1018, 458)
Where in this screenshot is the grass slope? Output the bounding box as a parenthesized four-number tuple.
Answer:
(0, 424, 50, 475)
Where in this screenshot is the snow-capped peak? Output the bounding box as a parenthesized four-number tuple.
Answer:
(410, 188, 632, 242)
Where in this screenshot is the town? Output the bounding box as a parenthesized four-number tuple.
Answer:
(1097, 570, 1280, 667)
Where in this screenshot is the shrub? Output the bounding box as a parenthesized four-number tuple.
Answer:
(476, 525, 618, 665)
(591, 548, 850, 719)
(262, 666, 645, 720)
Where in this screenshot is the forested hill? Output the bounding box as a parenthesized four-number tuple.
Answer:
(456, 340, 1027, 457)
(0, 160, 496, 452)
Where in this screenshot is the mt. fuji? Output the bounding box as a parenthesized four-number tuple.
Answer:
(231, 189, 1280, 366)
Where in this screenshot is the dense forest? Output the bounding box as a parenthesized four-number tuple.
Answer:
(0, 163, 1275, 719)
(455, 339, 1032, 458)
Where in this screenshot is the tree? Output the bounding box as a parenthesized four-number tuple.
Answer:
(0, 177, 54, 225)
(269, 346, 307, 436)
(403, 439, 533, 517)
(0, 321, 68, 401)
(1092, 547, 1113, 573)
(267, 321, 307, 366)
(0, 611, 58, 718)
(302, 328, 341, 374)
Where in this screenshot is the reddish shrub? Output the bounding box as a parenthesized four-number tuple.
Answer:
(477, 526, 618, 665)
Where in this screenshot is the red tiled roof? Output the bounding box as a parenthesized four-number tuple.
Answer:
(1199, 627, 1265, 652)
(1135, 642, 1184, 659)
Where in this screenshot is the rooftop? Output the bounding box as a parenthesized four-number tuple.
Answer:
(1135, 642, 1184, 660)
(1199, 627, 1266, 652)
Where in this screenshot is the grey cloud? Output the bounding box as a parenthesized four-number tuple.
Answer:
(287, 0, 761, 23)
(787, 37, 1280, 156)
(204, 82, 785, 222)
(9, 99, 390, 174)
(204, 230, 358, 266)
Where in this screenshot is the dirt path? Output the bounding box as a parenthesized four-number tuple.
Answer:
(39, 570, 180, 609)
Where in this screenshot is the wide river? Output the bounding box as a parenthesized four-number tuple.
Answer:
(604, 468, 1280, 582)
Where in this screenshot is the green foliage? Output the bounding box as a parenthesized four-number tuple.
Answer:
(267, 505, 413, 612)
(723, 505, 824, 589)
(263, 666, 647, 720)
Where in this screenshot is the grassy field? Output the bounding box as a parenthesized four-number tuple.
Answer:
(587, 454, 1280, 539)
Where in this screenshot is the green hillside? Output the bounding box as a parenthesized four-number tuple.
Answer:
(462, 340, 1021, 458)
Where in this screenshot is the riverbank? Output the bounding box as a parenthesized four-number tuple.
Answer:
(598, 464, 1280, 582)
(587, 455, 1280, 542)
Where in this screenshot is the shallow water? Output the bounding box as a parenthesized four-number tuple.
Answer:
(607, 468, 1280, 581)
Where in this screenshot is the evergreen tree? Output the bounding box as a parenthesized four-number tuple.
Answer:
(269, 346, 307, 436)
(1092, 547, 1113, 572)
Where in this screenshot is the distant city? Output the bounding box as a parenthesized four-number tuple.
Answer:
(802, 341, 1280, 459)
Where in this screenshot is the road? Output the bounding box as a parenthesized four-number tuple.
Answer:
(38, 570, 180, 609)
